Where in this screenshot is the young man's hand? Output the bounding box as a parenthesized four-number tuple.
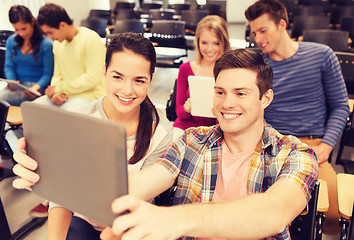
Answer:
(51, 93, 67, 106)
(100, 195, 181, 240)
(311, 142, 333, 165)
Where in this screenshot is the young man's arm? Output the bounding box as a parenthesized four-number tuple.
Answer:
(102, 179, 307, 240)
(318, 48, 350, 163)
(129, 163, 175, 201)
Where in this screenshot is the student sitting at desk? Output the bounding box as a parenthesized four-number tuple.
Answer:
(13, 49, 318, 240)
(34, 3, 106, 111)
(0, 5, 54, 106)
(245, 0, 350, 234)
(173, 15, 231, 139)
(14, 32, 172, 240)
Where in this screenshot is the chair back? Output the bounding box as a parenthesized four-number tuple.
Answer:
(112, 19, 145, 34)
(341, 17, 354, 47)
(330, 6, 354, 28)
(349, 202, 354, 240)
(0, 100, 9, 139)
(335, 0, 354, 6)
(168, 3, 191, 15)
(113, 2, 135, 15)
(303, 29, 349, 52)
(0, 30, 14, 47)
(89, 9, 112, 25)
(0, 48, 5, 79)
(292, 15, 330, 39)
(181, 9, 209, 34)
(198, 3, 221, 16)
(149, 9, 175, 21)
(293, 6, 323, 17)
(279, 0, 298, 15)
(81, 18, 107, 37)
(290, 181, 320, 240)
(336, 51, 354, 95)
(149, 20, 187, 67)
(140, 1, 163, 14)
(115, 8, 139, 20)
(150, 20, 185, 39)
(298, 0, 323, 5)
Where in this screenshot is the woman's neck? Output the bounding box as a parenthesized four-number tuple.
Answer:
(192, 59, 215, 77)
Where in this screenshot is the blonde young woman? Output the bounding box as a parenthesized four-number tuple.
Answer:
(173, 15, 231, 139)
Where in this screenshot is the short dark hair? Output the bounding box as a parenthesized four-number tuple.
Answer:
(245, 0, 288, 26)
(37, 3, 73, 28)
(214, 49, 273, 99)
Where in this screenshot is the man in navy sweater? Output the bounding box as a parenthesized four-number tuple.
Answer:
(245, 0, 350, 234)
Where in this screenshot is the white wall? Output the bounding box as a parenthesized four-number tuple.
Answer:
(226, 0, 256, 23)
(0, 0, 14, 30)
(50, 0, 109, 25)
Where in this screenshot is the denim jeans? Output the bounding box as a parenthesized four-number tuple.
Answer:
(66, 216, 101, 240)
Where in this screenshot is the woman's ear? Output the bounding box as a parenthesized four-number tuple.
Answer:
(103, 65, 107, 77)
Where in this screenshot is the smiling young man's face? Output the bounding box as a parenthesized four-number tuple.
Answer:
(249, 13, 284, 55)
(213, 68, 272, 137)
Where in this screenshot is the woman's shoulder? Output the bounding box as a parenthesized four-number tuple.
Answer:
(179, 61, 192, 70)
(5, 34, 16, 46)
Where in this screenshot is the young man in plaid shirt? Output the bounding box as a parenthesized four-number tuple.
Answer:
(13, 49, 318, 240)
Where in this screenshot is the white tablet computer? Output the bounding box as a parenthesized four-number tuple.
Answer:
(21, 102, 128, 226)
(188, 75, 215, 118)
(1, 78, 41, 96)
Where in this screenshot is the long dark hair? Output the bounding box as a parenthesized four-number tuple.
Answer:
(9, 5, 44, 59)
(105, 32, 159, 165)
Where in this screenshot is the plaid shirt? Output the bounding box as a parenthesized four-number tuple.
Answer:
(155, 124, 318, 240)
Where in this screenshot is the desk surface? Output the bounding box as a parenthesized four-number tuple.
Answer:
(337, 173, 354, 219)
(318, 179, 329, 212)
(6, 106, 22, 125)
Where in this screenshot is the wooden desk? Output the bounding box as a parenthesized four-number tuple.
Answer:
(317, 179, 329, 212)
(6, 106, 22, 125)
(337, 173, 354, 220)
(349, 99, 353, 113)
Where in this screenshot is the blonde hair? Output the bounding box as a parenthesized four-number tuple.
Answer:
(195, 15, 231, 63)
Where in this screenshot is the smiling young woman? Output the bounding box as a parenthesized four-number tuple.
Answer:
(173, 15, 231, 139)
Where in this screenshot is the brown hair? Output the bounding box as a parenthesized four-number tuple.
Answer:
(214, 49, 273, 99)
(245, 0, 289, 26)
